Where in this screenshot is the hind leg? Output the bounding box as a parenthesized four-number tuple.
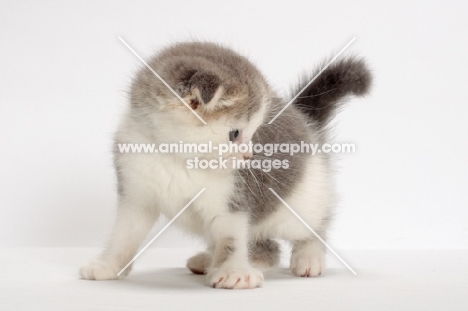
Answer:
(249, 239, 281, 270)
(186, 239, 281, 275)
(290, 238, 325, 277)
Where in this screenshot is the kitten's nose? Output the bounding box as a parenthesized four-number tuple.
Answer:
(243, 152, 253, 160)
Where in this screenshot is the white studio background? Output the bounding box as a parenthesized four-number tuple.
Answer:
(1, 0, 467, 250)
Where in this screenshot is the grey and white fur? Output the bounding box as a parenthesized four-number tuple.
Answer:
(80, 42, 371, 289)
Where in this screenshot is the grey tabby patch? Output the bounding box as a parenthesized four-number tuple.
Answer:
(229, 98, 313, 222)
(249, 239, 281, 268)
(129, 42, 269, 124)
(230, 58, 371, 223)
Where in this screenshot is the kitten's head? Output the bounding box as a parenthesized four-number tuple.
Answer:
(130, 42, 272, 163)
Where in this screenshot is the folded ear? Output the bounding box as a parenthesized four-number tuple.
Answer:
(189, 71, 223, 105)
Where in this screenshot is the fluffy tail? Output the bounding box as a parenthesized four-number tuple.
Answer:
(292, 58, 371, 127)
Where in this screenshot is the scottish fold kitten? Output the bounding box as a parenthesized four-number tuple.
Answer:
(80, 42, 371, 289)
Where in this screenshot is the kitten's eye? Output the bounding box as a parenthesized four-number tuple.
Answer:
(229, 129, 240, 142)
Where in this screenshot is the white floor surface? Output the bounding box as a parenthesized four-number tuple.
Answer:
(1, 248, 466, 310)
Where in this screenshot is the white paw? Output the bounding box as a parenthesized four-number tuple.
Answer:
(187, 252, 211, 275)
(207, 266, 263, 289)
(79, 258, 125, 280)
(290, 251, 324, 277)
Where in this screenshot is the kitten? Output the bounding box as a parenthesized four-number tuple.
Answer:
(79, 42, 371, 289)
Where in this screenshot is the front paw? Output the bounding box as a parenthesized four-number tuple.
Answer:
(79, 258, 126, 280)
(290, 251, 323, 277)
(207, 266, 263, 289)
